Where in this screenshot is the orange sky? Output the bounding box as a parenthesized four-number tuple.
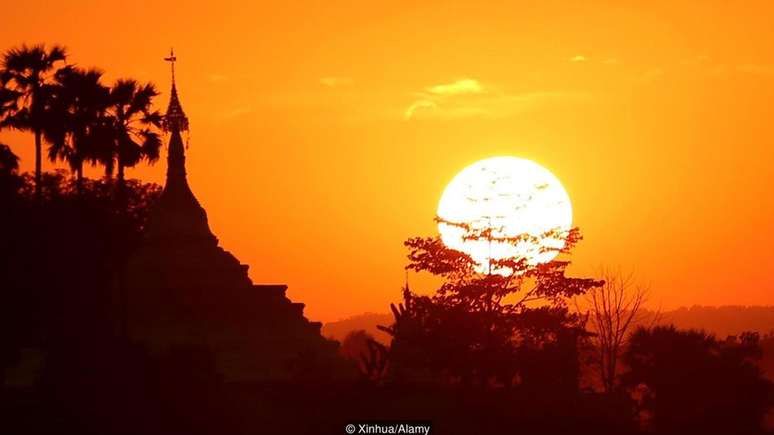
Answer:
(3, 1, 774, 322)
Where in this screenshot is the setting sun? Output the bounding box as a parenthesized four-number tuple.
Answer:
(437, 156, 573, 273)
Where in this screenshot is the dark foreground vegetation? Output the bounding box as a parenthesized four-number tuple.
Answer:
(0, 167, 771, 434)
(1, 43, 773, 434)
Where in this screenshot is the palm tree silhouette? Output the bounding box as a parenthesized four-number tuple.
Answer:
(0, 143, 19, 173)
(0, 44, 67, 198)
(47, 66, 110, 190)
(104, 79, 162, 188)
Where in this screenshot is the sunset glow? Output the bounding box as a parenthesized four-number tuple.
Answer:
(2, 2, 774, 321)
(4, 3, 774, 432)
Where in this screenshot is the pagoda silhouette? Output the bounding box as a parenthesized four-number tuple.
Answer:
(120, 52, 342, 381)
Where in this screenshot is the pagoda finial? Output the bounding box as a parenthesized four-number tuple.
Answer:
(163, 48, 188, 133)
(164, 48, 176, 86)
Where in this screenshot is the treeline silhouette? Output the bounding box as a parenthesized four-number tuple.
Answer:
(333, 224, 773, 434)
(0, 44, 161, 198)
(324, 306, 774, 345)
(2, 43, 773, 435)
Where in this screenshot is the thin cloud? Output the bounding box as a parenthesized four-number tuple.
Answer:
(426, 78, 483, 96)
(320, 76, 353, 87)
(404, 78, 484, 119)
(404, 99, 437, 120)
(403, 90, 589, 121)
(570, 55, 587, 62)
(405, 76, 588, 121)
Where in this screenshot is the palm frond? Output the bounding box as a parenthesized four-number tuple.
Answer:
(104, 77, 163, 172)
(2, 43, 67, 78)
(142, 110, 163, 128)
(0, 143, 19, 172)
(140, 129, 162, 163)
(46, 45, 68, 64)
(127, 82, 158, 117)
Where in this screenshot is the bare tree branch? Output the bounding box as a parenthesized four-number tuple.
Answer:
(577, 267, 653, 393)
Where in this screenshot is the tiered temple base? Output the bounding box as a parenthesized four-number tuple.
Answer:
(120, 128, 343, 381)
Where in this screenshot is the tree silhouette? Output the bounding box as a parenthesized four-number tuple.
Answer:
(104, 79, 162, 188)
(46, 66, 111, 190)
(576, 269, 652, 393)
(381, 218, 602, 388)
(360, 338, 389, 381)
(0, 142, 19, 172)
(621, 325, 772, 434)
(339, 329, 389, 381)
(0, 43, 67, 198)
(339, 329, 372, 366)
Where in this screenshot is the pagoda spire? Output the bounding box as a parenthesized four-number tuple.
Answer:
(162, 48, 190, 189)
(163, 49, 189, 133)
(144, 48, 215, 244)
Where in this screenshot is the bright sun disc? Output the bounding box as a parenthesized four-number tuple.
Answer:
(437, 156, 573, 274)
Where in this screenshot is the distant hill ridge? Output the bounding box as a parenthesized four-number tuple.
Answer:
(647, 305, 774, 338)
(322, 306, 774, 343)
(322, 312, 393, 343)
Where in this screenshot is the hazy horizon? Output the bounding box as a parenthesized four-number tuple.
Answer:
(3, 1, 774, 322)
